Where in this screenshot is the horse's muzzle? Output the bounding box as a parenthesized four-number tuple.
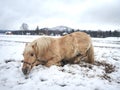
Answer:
(22, 67, 30, 75)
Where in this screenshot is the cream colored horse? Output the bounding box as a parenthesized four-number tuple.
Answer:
(22, 32, 94, 75)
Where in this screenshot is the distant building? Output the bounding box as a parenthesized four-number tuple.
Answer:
(5, 31, 13, 35)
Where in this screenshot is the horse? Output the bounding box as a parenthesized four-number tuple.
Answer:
(22, 32, 94, 75)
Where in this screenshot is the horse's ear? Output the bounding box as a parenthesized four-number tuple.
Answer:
(32, 42, 37, 49)
(25, 43, 28, 46)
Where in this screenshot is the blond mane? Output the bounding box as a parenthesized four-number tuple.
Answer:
(32, 37, 52, 53)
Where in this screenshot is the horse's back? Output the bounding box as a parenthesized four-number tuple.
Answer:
(64, 32, 92, 50)
(58, 32, 91, 59)
(70, 32, 91, 42)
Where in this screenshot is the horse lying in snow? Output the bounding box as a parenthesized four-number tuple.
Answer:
(22, 32, 94, 75)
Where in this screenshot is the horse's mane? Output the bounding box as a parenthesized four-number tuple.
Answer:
(32, 37, 52, 53)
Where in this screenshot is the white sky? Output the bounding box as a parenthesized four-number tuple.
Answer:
(0, 0, 120, 30)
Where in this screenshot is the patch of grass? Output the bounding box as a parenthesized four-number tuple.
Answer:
(58, 84, 67, 87)
(5, 59, 15, 63)
(40, 78, 47, 82)
(94, 61, 116, 74)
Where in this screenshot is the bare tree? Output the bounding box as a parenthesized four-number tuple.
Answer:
(20, 23, 29, 30)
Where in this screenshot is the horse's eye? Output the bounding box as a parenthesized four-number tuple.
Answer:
(30, 53, 34, 56)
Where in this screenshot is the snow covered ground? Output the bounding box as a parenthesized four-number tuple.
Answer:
(0, 35, 120, 90)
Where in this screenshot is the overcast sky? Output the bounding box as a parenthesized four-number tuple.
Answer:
(0, 0, 120, 30)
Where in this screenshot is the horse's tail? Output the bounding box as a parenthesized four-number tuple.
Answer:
(87, 43, 94, 64)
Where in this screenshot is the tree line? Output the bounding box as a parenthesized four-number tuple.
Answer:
(12, 29, 120, 38)
(11, 23, 120, 37)
(80, 30, 120, 38)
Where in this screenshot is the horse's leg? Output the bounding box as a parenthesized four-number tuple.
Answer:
(73, 54, 88, 64)
(73, 56, 81, 64)
(45, 57, 61, 67)
(82, 45, 94, 64)
(33, 60, 42, 66)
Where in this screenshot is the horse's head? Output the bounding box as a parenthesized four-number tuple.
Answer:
(22, 42, 38, 75)
(22, 37, 52, 75)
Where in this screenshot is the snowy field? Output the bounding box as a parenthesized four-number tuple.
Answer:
(0, 35, 120, 90)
